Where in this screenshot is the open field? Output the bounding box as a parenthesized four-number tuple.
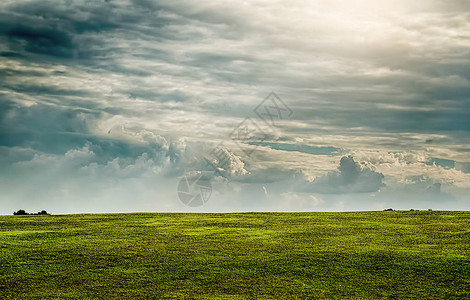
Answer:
(0, 211, 469, 299)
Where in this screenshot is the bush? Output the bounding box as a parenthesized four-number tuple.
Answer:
(13, 210, 50, 215)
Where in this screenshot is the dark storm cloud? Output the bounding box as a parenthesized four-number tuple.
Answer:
(3, 24, 75, 58)
(0, 51, 25, 58)
(0, 99, 100, 152)
(0, 0, 172, 60)
(0, 11, 78, 59)
(4, 84, 93, 97)
(0, 99, 176, 165)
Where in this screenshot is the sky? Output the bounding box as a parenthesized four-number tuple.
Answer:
(0, 0, 469, 214)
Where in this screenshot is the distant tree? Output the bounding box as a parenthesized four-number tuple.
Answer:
(13, 209, 50, 215)
(383, 208, 394, 211)
(13, 209, 28, 215)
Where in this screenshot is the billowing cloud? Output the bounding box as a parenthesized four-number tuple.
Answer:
(203, 146, 249, 178)
(299, 156, 385, 194)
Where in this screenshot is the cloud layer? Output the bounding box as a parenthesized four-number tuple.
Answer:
(0, 0, 469, 213)
(299, 156, 385, 194)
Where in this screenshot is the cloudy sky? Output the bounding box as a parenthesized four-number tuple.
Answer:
(1, 0, 469, 214)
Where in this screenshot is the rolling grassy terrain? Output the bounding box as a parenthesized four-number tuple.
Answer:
(0, 211, 469, 299)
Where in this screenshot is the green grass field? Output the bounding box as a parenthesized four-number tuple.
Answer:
(1, 211, 469, 299)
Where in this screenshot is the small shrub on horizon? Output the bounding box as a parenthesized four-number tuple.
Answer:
(13, 210, 50, 216)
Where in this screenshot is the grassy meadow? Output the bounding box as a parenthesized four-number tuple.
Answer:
(0, 211, 469, 299)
